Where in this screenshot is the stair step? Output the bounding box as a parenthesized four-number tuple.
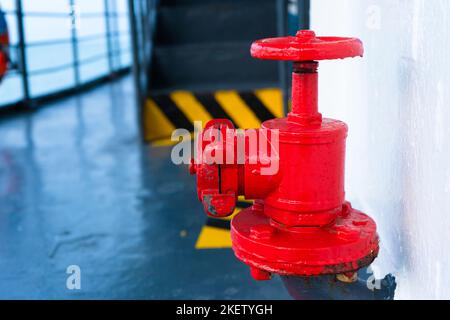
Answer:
(155, 0, 277, 45)
(149, 42, 278, 91)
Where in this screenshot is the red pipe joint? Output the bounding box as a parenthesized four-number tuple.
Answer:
(191, 31, 379, 280)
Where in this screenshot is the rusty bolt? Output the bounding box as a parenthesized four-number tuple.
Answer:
(336, 272, 358, 283)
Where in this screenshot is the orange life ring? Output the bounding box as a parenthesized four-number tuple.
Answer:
(0, 33, 7, 45)
(0, 8, 9, 81)
(0, 51, 7, 81)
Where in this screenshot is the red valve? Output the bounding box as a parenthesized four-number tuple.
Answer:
(191, 30, 379, 281)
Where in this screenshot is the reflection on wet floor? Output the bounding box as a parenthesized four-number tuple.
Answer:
(282, 268, 396, 300)
(0, 76, 290, 299)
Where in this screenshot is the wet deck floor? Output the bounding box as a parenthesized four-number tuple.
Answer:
(0, 76, 290, 299)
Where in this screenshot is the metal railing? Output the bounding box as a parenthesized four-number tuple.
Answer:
(0, 0, 132, 109)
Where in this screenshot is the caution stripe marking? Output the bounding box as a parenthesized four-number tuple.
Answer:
(170, 91, 213, 125)
(144, 88, 282, 144)
(214, 91, 261, 129)
(152, 95, 194, 132)
(239, 91, 276, 123)
(254, 88, 284, 119)
(194, 93, 238, 128)
(144, 99, 176, 142)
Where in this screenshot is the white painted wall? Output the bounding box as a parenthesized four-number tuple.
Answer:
(311, 0, 450, 299)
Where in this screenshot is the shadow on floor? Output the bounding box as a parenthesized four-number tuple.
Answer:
(0, 76, 290, 299)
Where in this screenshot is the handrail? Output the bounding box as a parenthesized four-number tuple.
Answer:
(0, 0, 133, 107)
(28, 53, 110, 76)
(26, 33, 126, 48)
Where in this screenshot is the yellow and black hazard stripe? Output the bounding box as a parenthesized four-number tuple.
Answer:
(144, 90, 280, 248)
(144, 89, 283, 145)
(195, 199, 253, 250)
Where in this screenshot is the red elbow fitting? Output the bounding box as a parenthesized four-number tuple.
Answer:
(191, 31, 379, 280)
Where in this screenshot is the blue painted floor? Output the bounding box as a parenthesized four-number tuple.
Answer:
(0, 76, 290, 299)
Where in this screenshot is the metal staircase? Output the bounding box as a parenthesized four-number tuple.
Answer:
(148, 0, 280, 93)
